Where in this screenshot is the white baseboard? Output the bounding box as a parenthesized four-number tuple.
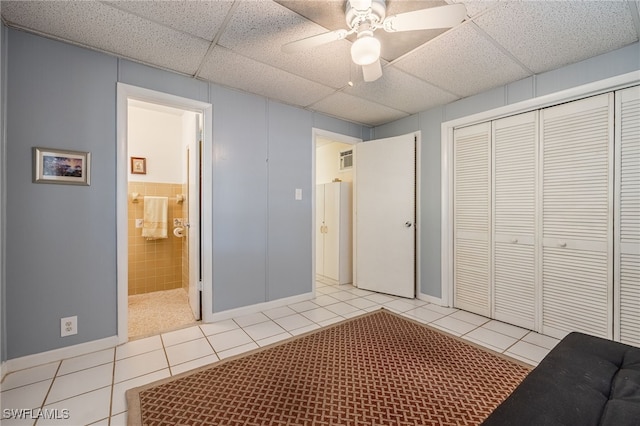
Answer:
(417, 292, 447, 307)
(210, 292, 314, 323)
(4, 336, 119, 376)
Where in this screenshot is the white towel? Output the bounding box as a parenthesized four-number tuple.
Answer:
(142, 196, 168, 239)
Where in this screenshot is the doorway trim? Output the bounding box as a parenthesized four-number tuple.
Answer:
(311, 128, 361, 293)
(116, 83, 213, 344)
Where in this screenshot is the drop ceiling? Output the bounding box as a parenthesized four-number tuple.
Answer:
(1, 1, 639, 127)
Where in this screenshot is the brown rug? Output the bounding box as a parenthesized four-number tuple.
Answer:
(127, 309, 531, 425)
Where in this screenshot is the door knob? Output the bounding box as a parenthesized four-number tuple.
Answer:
(405, 221, 413, 228)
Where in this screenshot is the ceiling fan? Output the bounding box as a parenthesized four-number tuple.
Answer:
(282, 0, 467, 83)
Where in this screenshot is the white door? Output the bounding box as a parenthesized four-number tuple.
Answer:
(453, 122, 492, 317)
(540, 93, 614, 339)
(187, 116, 201, 320)
(492, 112, 538, 329)
(355, 133, 415, 298)
(615, 85, 640, 347)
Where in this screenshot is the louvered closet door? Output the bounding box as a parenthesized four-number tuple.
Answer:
(454, 122, 491, 317)
(540, 93, 614, 339)
(615, 86, 640, 347)
(492, 112, 537, 329)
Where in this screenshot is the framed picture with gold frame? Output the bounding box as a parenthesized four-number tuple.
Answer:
(131, 157, 146, 175)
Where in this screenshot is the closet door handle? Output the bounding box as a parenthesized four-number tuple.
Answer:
(510, 238, 518, 244)
(558, 241, 567, 248)
(405, 221, 413, 228)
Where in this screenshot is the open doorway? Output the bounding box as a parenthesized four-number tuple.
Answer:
(125, 99, 201, 338)
(117, 83, 213, 344)
(312, 129, 361, 290)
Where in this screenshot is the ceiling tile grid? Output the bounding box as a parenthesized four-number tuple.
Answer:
(344, 66, 459, 115)
(2, 0, 638, 127)
(217, 0, 352, 89)
(199, 45, 336, 108)
(3, 0, 211, 75)
(311, 91, 410, 126)
(393, 22, 530, 98)
(103, 0, 234, 42)
(473, 1, 639, 74)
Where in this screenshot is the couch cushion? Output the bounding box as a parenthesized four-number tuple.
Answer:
(482, 332, 640, 426)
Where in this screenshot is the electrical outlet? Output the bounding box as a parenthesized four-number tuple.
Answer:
(61, 316, 77, 337)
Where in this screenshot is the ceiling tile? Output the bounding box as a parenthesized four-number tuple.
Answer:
(394, 23, 530, 98)
(474, 1, 639, 74)
(344, 66, 458, 115)
(104, 0, 234, 41)
(2, 1, 210, 75)
(451, 0, 501, 19)
(1, 0, 637, 128)
(218, 0, 352, 89)
(199, 46, 335, 108)
(311, 91, 409, 127)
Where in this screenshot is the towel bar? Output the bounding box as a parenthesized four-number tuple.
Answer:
(131, 193, 185, 204)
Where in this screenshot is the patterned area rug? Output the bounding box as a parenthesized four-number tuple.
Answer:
(127, 309, 531, 425)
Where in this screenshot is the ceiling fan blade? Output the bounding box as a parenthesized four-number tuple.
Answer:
(282, 29, 349, 53)
(362, 59, 382, 82)
(382, 3, 466, 32)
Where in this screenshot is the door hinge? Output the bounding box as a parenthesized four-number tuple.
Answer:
(197, 281, 203, 291)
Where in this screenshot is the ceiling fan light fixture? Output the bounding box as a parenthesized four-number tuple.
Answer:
(351, 34, 381, 66)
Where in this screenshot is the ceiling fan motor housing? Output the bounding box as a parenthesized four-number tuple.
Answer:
(345, 0, 386, 30)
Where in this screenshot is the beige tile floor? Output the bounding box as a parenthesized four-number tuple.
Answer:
(128, 288, 197, 339)
(0, 281, 560, 425)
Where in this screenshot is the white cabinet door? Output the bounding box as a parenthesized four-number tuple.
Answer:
(492, 112, 538, 329)
(540, 93, 614, 339)
(316, 184, 325, 278)
(355, 134, 415, 298)
(324, 182, 340, 282)
(615, 85, 640, 347)
(454, 123, 491, 317)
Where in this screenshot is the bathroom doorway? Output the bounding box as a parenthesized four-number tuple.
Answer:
(116, 83, 213, 344)
(125, 99, 202, 339)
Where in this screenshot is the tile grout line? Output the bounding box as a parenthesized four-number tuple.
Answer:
(107, 347, 117, 426)
(33, 360, 62, 426)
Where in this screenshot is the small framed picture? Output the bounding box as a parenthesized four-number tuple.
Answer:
(33, 147, 91, 186)
(131, 157, 146, 175)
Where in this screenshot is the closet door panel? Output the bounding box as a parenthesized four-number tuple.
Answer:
(492, 112, 537, 329)
(541, 93, 613, 339)
(542, 247, 609, 337)
(454, 122, 491, 316)
(615, 85, 640, 347)
(494, 242, 535, 327)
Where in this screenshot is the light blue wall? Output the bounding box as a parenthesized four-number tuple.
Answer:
(2, 29, 369, 360)
(6, 30, 119, 359)
(267, 102, 314, 300)
(374, 41, 640, 300)
(211, 85, 269, 311)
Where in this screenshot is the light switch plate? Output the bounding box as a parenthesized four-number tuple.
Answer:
(295, 188, 302, 200)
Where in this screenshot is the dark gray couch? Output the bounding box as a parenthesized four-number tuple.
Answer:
(482, 332, 640, 426)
